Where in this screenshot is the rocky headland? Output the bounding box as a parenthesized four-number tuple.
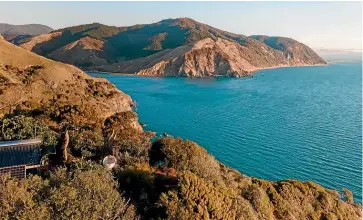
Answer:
(16, 18, 326, 77)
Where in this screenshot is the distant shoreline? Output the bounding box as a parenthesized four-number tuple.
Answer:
(326, 60, 362, 64)
(87, 63, 329, 78)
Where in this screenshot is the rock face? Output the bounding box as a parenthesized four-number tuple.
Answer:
(17, 18, 326, 77)
(0, 36, 139, 128)
(95, 37, 326, 77)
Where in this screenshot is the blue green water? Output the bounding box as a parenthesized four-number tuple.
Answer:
(89, 62, 362, 202)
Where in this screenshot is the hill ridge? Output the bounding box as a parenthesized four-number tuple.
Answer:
(17, 18, 326, 77)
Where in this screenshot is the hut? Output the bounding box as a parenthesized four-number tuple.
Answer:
(0, 138, 55, 178)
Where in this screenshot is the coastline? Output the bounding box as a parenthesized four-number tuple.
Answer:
(94, 62, 362, 204)
(326, 60, 362, 63)
(87, 63, 329, 78)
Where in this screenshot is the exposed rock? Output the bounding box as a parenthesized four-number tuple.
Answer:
(95, 37, 326, 77)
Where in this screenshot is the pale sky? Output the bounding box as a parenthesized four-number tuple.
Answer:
(0, 1, 361, 50)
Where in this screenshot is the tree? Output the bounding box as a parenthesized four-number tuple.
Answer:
(0, 115, 58, 147)
(150, 137, 222, 182)
(69, 128, 105, 159)
(0, 161, 139, 220)
(158, 171, 257, 220)
(0, 174, 51, 220)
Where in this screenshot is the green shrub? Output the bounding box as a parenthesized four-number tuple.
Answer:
(159, 171, 256, 220)
(104, 112, 152, 167)
(150, 137, 221, 182)
(69, 128, 105, 159)
(0, 161, 139, 220)
(0, 115, 58, 147)
(0, 174, 51, 220)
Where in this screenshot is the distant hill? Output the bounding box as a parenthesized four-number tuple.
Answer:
(18, 18, 326, 77)
(316, 48, 362, 62)
(0, 23, 53, 35)
(0, 23, 53, 44)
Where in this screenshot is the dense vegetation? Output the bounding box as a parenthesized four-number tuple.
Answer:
(0, 162, 137, 220)
(0, 109, 361, 219)
(55, 23, 121, 40)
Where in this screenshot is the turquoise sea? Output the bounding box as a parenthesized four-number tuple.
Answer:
(89, 61, 362, 202)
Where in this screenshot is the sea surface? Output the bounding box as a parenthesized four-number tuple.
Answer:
(89, 61, 362, 202)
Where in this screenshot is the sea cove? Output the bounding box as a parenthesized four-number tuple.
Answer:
(90, 61, 362, 202)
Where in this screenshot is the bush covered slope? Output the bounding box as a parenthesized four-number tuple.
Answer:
(0, 36, 360, 219)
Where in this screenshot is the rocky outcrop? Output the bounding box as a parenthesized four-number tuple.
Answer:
(251, 35, 326, 65)
(94, 37, 326, 77)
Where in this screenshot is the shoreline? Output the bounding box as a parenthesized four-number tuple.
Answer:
(87, 63, 329, 78)
(326, 60, 362, 64)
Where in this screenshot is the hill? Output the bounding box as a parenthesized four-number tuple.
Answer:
(0, 35, 138, 128)
(0, 23, 53, 35)
(95, 37, 325, 77)
(18, 18, 326, 77)
(0, 23, 53, 44)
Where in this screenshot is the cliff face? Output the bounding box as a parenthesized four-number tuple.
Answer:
(17, 18, 326, 77)
(0, 37, 140, 129)
(94, 37, 326, 77)
(251, 35, 326, 65)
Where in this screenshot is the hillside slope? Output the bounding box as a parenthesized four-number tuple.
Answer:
(18, 18, 326, 77)
(0, 36, 138, 128)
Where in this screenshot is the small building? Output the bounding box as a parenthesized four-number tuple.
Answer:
(0, 138, 55, 178)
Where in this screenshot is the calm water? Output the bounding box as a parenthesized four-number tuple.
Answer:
(89, 62, 362, 202)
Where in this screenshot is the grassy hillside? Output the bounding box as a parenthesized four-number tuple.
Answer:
(22, 18, 247, 62)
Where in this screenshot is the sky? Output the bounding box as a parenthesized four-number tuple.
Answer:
(0, 1, 361, 50)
